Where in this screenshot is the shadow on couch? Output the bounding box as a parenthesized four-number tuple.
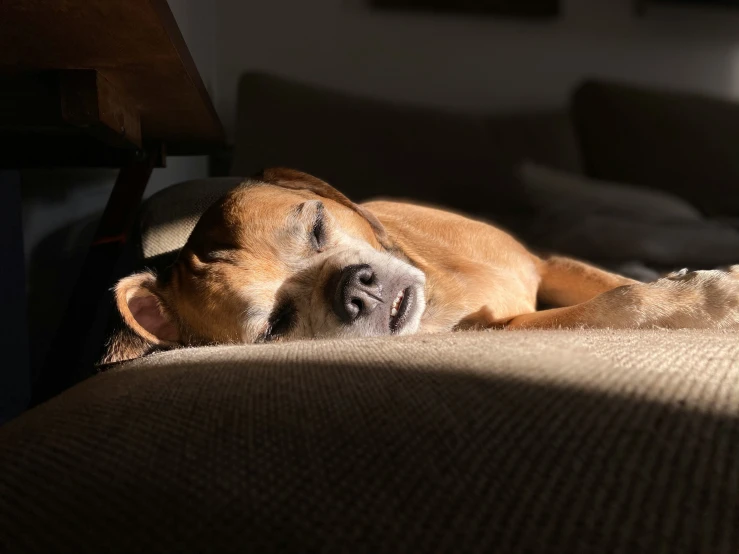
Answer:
(1, 349, 737, 553)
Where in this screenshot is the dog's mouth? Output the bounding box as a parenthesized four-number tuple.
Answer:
(389, 286, 413, 334)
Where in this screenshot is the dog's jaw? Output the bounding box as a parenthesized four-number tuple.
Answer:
(389, 281, 426, 336)
(302, 239, 427, 340)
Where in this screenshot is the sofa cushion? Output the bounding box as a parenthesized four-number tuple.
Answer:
(2, 330, 738, 553)
(517, 161, 739, 270)
(137, 177, 244, 260)
(572, 80, 739, 217)
(520, 161, 704, 222)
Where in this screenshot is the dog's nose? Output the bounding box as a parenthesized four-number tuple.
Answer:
(333, 264, 382, 323)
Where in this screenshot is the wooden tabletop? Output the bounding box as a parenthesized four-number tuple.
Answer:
(0, 0, 225, 155)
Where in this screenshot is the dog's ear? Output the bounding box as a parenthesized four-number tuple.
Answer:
(114, 270, 180, 345)
(99, 271, 179, 366)
(259, 168, 393, 249)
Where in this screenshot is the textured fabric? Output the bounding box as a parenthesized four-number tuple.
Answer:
(519, 161, 739, 269)
(139, 177, 244, 259)
(2, 330, 738, 553)
(572, 80, 739, 217)
(520, 161, 703, 222)
(230, 72, 579, 216)
(482, 111, 582, 176)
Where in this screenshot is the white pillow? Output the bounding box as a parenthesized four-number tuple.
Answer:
(518, 161, 703, 222)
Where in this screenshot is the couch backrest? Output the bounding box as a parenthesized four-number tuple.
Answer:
(137, 73, 582, 262)
(231, 72, 581, 216)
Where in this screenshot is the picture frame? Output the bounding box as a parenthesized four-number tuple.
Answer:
(370, 0, 560, 18)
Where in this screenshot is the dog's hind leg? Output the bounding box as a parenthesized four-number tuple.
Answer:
(454, 256, 637, 331)
(505, 266, 739, 330)
(536, 256, 637, 307)
(457, 262, 739, 331)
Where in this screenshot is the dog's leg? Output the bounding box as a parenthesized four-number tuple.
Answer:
(455, 256, 637, 331)
(506, 266, 739, 330)
(536, 256, 637, 307)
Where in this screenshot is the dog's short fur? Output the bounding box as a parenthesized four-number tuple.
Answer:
(105, 168, 739, 364)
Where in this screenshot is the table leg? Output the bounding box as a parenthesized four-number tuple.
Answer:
(0, 170, 30, 423)
(32, 150, 156, 405)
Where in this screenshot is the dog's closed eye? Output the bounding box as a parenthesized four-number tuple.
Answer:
(311, 202, 326, 252)
(262, 302, 296, 342)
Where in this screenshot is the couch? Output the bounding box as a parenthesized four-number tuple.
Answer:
(2, 73, 739, 552)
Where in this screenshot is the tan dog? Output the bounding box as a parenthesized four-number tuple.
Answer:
(105, 168, 739, 363)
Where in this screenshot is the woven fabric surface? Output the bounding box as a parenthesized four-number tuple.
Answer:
(1, 330, 738, 553)
(139, 177, 243, 260)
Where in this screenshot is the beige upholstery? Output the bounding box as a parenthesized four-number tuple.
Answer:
(2, 330, 738, 552)
(139, 177, 243, 260)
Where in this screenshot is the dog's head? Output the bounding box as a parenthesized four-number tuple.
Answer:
(108, 169, 426, 362)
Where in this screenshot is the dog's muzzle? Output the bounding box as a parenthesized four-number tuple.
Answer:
(333, 264, 382, 323)
(331, 263, 421, 335)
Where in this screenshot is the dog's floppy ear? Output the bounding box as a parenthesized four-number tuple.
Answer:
(114, 270, 180, 346)
(99, 271, 180, 366)
(259, 168, 393, 249)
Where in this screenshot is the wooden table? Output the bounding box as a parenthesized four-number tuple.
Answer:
(0, 0, 226, 411)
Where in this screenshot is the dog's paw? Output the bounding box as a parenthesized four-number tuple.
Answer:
(454, 306, 494, 331)
(666, 267, 690, 280)
(654, 267, 739, 329)
(454, 305, 509, 331)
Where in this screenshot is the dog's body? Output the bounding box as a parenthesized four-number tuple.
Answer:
(106, 168, 739, 363)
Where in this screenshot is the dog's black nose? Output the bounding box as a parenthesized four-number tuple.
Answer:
(333, 264, 382, 323)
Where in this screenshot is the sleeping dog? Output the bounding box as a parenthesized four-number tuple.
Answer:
(105, 168, 739, 363)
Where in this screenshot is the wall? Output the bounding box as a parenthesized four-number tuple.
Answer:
(214, 0, 739, 140)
